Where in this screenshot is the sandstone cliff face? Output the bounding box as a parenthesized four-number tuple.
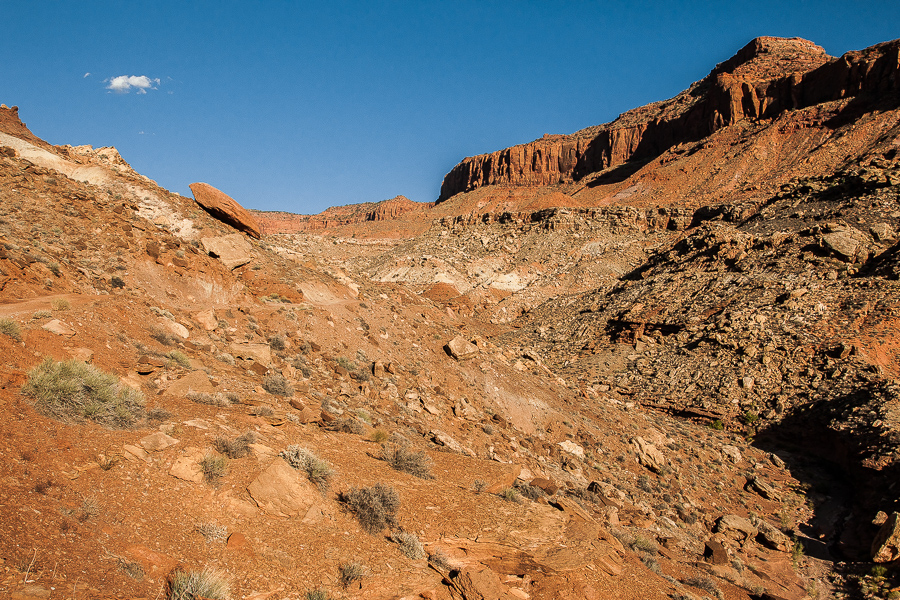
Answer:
(439, 37, 900, 201)
(253, 195, 432, 234)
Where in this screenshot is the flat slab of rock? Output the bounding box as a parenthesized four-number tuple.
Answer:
(190, 182, 261, 238)
(201, 233, 254, 270)
(140, 431, 179, 452)
(41, 319, 76, 336)
(166, 370, 215, 397)
(445, 336, 479, 360)
(169, 447, 204, 482)
(247, 458, 319, 518)
(230, 342, 272, 365)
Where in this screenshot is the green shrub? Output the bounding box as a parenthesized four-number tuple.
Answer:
(305, 590, 329, 600)
(280, 445, 334, 493)
(709, 419, 724, 431)
(167, 350, 191, 368)
(22, 358, 145, 428)
(370, 429, 388, 443)
(501, 488, 520, 503)
(391, 530, 425, 559)
(381, 444, 433, 479)
(343, 483, 399, 534)
(32, 310, 53, 320)
(263, 373, 293, 396)
(200, 454, 228, 487)
(0, 318, 21, 341)
(167, 567, 230, 600)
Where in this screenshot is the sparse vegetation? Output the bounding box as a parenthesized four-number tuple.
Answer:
(187, 391, 233, 407)
(392, 530, 425, 559)
(280, 445, 334, 493)
(22, 358, 145, 427)
(200, 454, 228, 487)
(167, 567, 230, 600)
(214, 432, 257, 458)
(343, 483, 400, 534)
(117, 558, 145, 581)
(380, 443, 433, 479)
(0, 318, 22, 341)
(339, 561, 367, 588)
(215, 353, 235, 365)
(51, 298, 70, 311)
(196, 522, 228, 543)
(32, 310, 53, 319)
(263, 373, 293, 396)
(501, 487, 521, 503)
(305, 589, 329, 600)
(167, 350, 191, 368)
(682, 575, 723, 600)
(473, 479, 487, 493)
(709, 419, 725, 431)
(370, 429, 388, 443)
(268, 333, 287, 351)
(428, 549, 452, 571)
(48, 262, 61, 277)
(150, 328, 177, 346)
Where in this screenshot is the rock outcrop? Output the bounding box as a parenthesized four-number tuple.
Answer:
(252, 195, 432, 234)
(190, 182, 262, 238)
(439, 37, 900, 200)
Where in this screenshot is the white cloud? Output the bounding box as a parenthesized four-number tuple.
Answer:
(105, 75, 160, 94)
(83, 72, 91, 78)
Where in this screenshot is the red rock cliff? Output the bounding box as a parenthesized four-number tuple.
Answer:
(438, 37, 900, 201)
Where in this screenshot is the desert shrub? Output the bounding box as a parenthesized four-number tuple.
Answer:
(167, 567, 230, 600)
(117, 558, 145, 580)
(305, 590, 329, 600)
(215, 353, 235, 365)
(0, 318, 21, 341)
(473, 479, 487, 493)
(48, 262, 61, 277)
(329, 417, 366, 435)
(391, 530, 425, 559)
(514, 481, 545, 501)
(370, 429, 388, 443)
(147, 407, 172, 422)
(214, 432, 257, 458)
(709, 419, 724, 431)
(150, 328, 177, 346)
(381, 444, 433, 479)
(32, 310, 53, 319)
(336, 356, 358, 371)
(343, 483, 399, 534)
(263, 373, 293, 396)
(501, 488, 521, 503)
(428, 550, 452, 571)
(51, 298, 70, 311)
(249, 405, 274, 417)
(196, 522, 227, 543)
(339, 561, 367, 588)
(200, 454, 228, 487)
(22, 358, 145, 427)
(268, 334, 287, 351)
(110, 276, 126, 289)
(682, 575, 723, 600)
(167, 350, 191, 368)
(280, 445, 333, 493)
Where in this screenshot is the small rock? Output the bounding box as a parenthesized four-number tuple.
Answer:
(194, 309, 218, 331)
(630, 437, 664, 473)
(558, 440, 585, 459)
(122, 444, 152, 463)
(41, 319, 76, 336)
(721, 445, 742, 463)
(704, 540, 729, 565)
(165, 370, 215, 397)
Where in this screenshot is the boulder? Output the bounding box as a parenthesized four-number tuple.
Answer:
(630, 437, 665, 473)
(194, 309, 218, 331)
(139, 431, 179, 452)
(430, 429, 476, 457)
(558, 440, 585, 459)
(189, 182, 261, 238)
(446, 566, 519, 600)
(230, 342, 272, 365)
(158, 318, 189, 340)
(247, 458, 319, 518)
(755, 519, 793, 552)
(704, 540, 730, 565)
(165, 370, 215, 397)
(714, 514, 758, 546)
(201, 233, 254, 270)
(445, 336, 479, 360)
(872, 511, 900, 563)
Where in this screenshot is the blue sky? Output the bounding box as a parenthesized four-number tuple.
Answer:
(4, 1, 899, 214)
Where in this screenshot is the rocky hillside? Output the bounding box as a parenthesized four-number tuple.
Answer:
(2, 34, 900, 600)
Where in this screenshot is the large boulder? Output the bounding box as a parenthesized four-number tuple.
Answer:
(872, 511, 900, 563)
(247, 459, 319, 518)
(201, 234, 253, 270)
(189, 182, 261, 238)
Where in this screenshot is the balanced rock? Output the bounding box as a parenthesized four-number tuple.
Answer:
(189, 182, 261, 238)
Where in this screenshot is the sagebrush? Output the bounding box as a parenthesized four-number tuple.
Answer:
(22, 358, 145, 428)
(167, 568, 229, 600)
(344, 483, 400, 534)
(381, 444, 433, 479)
(280, 445, 334, 493)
